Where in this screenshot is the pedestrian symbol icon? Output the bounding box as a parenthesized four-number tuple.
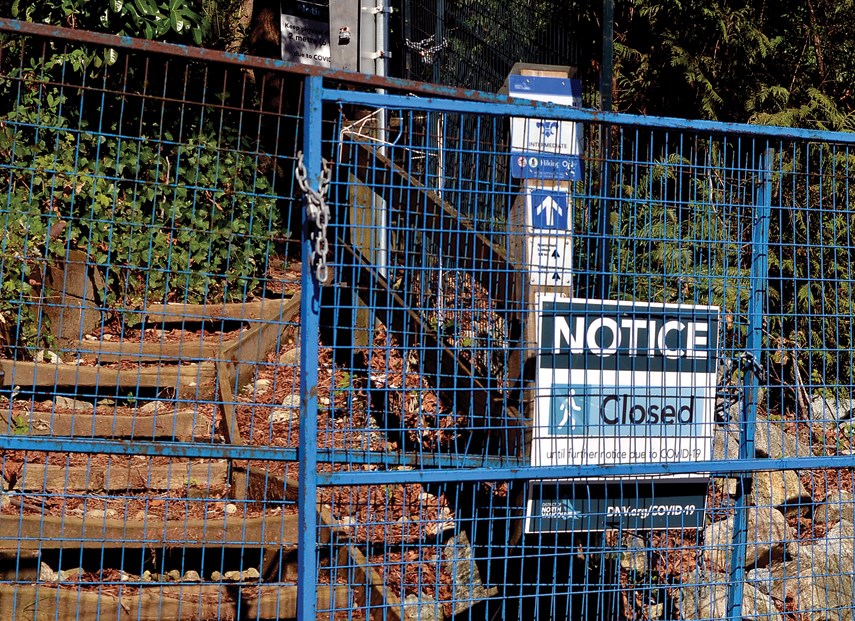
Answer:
(551, 387, 586, 435)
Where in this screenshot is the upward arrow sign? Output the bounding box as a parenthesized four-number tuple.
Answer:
(536, 196, 563, 227)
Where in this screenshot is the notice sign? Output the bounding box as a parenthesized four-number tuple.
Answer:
(281, 0, 331, 67)
(509, 75, 583, 181)
(532, 297, 720, 469)
(526, 297, 719, 533)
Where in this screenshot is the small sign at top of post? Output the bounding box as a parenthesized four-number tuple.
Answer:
(509, 75, 584, 181)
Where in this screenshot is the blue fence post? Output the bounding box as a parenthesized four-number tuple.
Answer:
(297, 74, 324, 621)
(727, 146, 773, 619)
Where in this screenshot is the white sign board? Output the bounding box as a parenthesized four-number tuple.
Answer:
(526, 186, 572, 286)
(281, 1, 331, 67)
(532, 296, 720, 469)
(509, 76, 584, 180)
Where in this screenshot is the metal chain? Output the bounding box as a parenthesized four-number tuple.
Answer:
(404, 34, 448, 65)
(739, 352, 767, 383)
(295, 151, 332, 283)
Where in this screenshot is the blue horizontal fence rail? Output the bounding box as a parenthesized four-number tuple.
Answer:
(1, 17, 855, 621)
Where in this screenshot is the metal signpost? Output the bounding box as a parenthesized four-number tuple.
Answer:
(526, 297, 719, 533)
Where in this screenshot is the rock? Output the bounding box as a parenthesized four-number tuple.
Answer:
(750, 470, 811, 516)
(618, 533, 648, 575)
(281, 394, 301, 410)
(269, 409, 296, 425)
(746, 567, 774, 595)
(713, 424, 742, 460)
(426, 506, 455, 538)
(754, 416, 810, 458)
(279, 348, 300, 366)
(253, 379, 272, 394)
(39, 562, 58, 582)
(647, 603, 665, 619)
(442, 531, 497, 616)
(166, 569, 182, 581)
(35, 350, 63, 364)
(679, 571, 782, 620)
(810, 395, 855, 425)
(770, 520, 855, 621)
(142, 570, 154, 582)
(210, 571, 222, 581)
(53, 396, 94, 414)
(86, 508, 118, 520)
(139, 400, 168, 414)
(712, 425, 741, 495)
(58, 567, 84, 582)
(133, 510, 147, 522)
(703, 506, 792, 572)
(714, 477, 738, 497)
(222, 569, 259, 582)
(813, 490, 855, 526)
(225, 503, 238, 515)
(403, 593, 444, 621)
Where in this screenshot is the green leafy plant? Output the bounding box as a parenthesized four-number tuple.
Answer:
(10, 0, 207, 46)
(0, 6, 280, 354)
(11, 413, 29, 435)
(334, 371, 352, 396)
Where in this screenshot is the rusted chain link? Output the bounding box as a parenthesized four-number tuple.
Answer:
(295, 151, 332, 283)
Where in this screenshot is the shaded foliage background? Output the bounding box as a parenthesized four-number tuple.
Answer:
(0, 0, 284, 355)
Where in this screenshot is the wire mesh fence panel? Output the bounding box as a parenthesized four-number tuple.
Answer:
(398, 0, 584, 93)
(0, 22, 310, 621)
(4, 15, 855, 621)
(321, 80, 855, 621)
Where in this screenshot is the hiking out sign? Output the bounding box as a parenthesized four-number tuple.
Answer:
(525, 296, 720, 532)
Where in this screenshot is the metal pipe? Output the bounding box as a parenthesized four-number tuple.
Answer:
(726, 147, 773, 621)
(375, 0, 389, 279)
(296, 74, 323, 621)
(595, 0, 614, 299)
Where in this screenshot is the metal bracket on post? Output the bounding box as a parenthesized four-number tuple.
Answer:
(366, 2, 392, 14)
(726, 147, 773, 620)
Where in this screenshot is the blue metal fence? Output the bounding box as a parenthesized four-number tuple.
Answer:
(2, 16, 855, 621)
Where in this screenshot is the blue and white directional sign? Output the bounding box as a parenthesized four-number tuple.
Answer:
(510, 75, 584, 181)
(532, 296, 720, 469)
(526, 187, 572, 286)
(529, 188, 569, 230)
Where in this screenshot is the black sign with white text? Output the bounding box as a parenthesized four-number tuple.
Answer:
(539, 300, 719, 373)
